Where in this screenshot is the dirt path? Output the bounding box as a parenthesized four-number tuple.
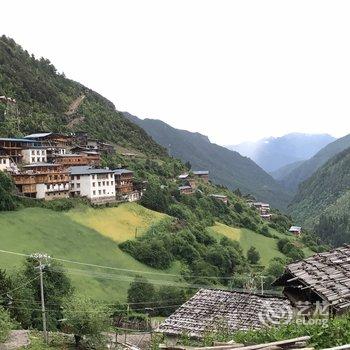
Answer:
(0, 330, 30, 350)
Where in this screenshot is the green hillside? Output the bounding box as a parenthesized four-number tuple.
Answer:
(280, 134, 350, 193)
(0, 35, 166, 157)
(124, 113, 292, 210)
(0, 206, 179, 301)
(209, 223, 285, 265)
(289, 147, 350, 245)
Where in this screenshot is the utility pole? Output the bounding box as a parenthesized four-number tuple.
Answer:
(32, 253, 50, 344)
(39, 262, 48, 344)
(260, 275, 266, 295)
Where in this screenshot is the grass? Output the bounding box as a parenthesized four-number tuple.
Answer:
(209, 223, 286, 265)
(0, 205, 179, 302)
(66, 202, 166, 243)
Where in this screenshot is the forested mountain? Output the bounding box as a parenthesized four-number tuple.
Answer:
(124, 113, 292, 209)
(279, 134, 350, 193)
(0, 36, 166, 157)
(289, 147, 350, 245)
(270, 160, 304, 180)
(228, 133, 335, 173)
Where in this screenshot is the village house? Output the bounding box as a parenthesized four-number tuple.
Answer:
(157, 288, 291, 338)
(114, 169, 138, 201)
(273, 245, 350, 315)
(21, 147, 47, 164)
(12, 163, 70, 200)
(289, 226, 302, 236)
(178, 185, 194, 195)
(53, 152, 100, 167)
(193, 170, 209, 182)
(69, 166, 116, 204)
(0, 138, 42, 163)
(209, 194, 228, 204)
(252, 202, 271, 220)
(25, 132, 73, 148)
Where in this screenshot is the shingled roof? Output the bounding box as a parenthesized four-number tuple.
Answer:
(273, 245, 350, 312)
(157, 288, 291, 338)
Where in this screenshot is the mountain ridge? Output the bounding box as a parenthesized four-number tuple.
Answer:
(124, 113, 292, 209)
(227, 133, 336, 173)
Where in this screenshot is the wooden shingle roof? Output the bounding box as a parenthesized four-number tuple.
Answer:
(157, 288, 291, 338)
(274, 245, 350, 311)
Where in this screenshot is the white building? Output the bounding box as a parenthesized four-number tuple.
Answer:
(69, 166, 116, 204)
(0, 155, 10, 171)
(21, 148, 47, 164)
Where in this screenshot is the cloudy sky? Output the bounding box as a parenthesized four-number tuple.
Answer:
(1, 0, 349, 144)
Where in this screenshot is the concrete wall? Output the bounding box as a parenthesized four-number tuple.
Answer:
(22, 149, 47, 164)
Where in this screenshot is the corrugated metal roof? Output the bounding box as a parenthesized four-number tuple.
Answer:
(0, 138, 39, 143)
(193, 170, 209, 175)
(24, 133, 52, 139)
(114, 169, 133, 175)
(69, 166, 113, 175)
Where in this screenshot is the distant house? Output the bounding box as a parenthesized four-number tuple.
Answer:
(253, 202, 271, 220)
(273, 245, 350, 315)
(209, 194, 228, 204)
(54, 153, 100, 167)
(0, 138, 42, 163)
(114, 169, 137, 201)
(157, 288, 291, 338)
(25, 133, 72, 148)
(193, 170, 209, 182)
(13, 163, 70, 200)
(69, 166, 116, 204)
(178, 185, 194, 195)
(289, 226, 302, 235)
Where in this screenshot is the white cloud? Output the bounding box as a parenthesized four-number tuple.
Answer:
(1, 0, 349, 143)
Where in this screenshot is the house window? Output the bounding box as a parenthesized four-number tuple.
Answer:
(103, 189, 106, 194)
(42, 157, 45, 162)
(98, 190, 101, 195)
(37, 150, 40, 155)
(98, 182, 101, 186)
(106, 181, 109, 186)
(31, 157, 35, 163)
(103, 181, 105, 186)
(31, 150, 35, 155)
(71, 176, 74, 180)
(111, 181, 114, 186)
(77, 183, 80, 188)
(93, 190, 96, 195)
(37, 157, 40, 162)
(77, 175, 80, 180)
(92, 182, 96, 187)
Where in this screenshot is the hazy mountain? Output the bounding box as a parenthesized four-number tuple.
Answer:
(227, 133, 336, 173)
(289, 146, 350, 246)
(280, 133, 350, 193)
(124, 113, 292, 209)
(270, 160, 305, 180)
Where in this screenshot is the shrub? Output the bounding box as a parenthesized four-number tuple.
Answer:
(0, 307, 14, 343)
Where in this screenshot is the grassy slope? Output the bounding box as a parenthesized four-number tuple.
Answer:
(209, 223, 285, 265)
(209, 223, 313, 265)
(0, 205, 178, 302)
(66, 203, 166, 242)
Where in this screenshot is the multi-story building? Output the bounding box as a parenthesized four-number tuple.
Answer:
(252, 202, 271, 220)
(178, 185, 194, 195)
(209, 194, 228, 204)
(21, 147, 47, 164)
(69, 166, 116, 204)
(24, 132, 73, 148)
(114, 169, 134, 195)
(0, 138, 42, 163)
(53, 152, 100, 167)
(12, 163, 70, 200)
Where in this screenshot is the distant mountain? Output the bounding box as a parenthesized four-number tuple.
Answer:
(227, 133, 335, 173)
(270, 160, 305, 180)
(279, 134, 350, 193)
(124, 113, 292, 209)
(289, 146, 350, 246)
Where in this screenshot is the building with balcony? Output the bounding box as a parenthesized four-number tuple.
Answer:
(0, 138, 42, 163)
(114, 169, 134, 196)
(0, 154, 10, 171)
(69, 166, 116, 204)
(12, 163, 70, 200)
(24, 132, 73, 148)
